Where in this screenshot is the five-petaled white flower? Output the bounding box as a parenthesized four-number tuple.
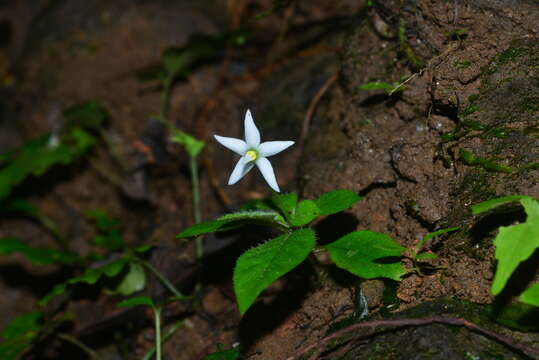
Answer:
(214, 109, 294, 192)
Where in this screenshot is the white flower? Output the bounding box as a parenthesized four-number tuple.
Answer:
(214, 109, 294, 192)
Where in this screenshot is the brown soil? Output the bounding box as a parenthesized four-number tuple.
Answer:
(0, 0, 538, 359)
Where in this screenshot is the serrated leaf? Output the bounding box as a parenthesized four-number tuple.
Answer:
(326, 231, 406, 281)
(471, 195, 529, 215)
(106, 262, 146, 296)
(177, 219, 233, 238)
(219, 210, 287, 227)
(271, 193, 298, 220)
(63, 101, 108, 129)
(491, 197, 539, 295)
(0, 127, 96, 200)
(520, 283, 539, 307)
(0, 237, 80, 265)
(117, 296, 155, 309)
(316, 190, 361, 216)
(290, 200, 320, 226)
(233, 228, 316, 314)
(170, 129, 204, 158)
(177, 210, 287, 238)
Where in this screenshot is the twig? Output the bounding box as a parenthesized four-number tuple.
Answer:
(286, 316, 539, 360)
(299, 73, 338, 149)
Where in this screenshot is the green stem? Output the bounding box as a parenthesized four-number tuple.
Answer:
(160, 78, 173, 121)
(142, 321, 183, 360)
(58, 333, 103, 360)
(153, 307, 162, 360)
(138, 259, 183, 298)
(189, 154, 204, 259)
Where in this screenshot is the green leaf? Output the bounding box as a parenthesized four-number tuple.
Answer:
(290, 200, 320, 227)
(471, 195, 530, 215)
(39, 257, 130, 306)
(326, 231, 407, 281)
(63, 101, 108, 129)
(233, 228, 316, 314)
(0, 311, 42, 360)
(177, 210, 287, 238)
(38, 283, 67, 306)
(0, 237, 80, 265)
(316, 190, 361, 216)
(117, 296, 155, 309)
(205, 347, 240, 360)
(87, 209, 125, 251)
(133, 244, 153, 253)
(271, 193, 298, 220)
(416, 226, 460, 252)
(2, 311, 42, 340)
(415, 252, 438, 260)
(177, 219, 235, 238)
(240, 198, 274, 211)
(69, 257, 129, 285)
(520, 283, 539, 307)
(356, 81, 404, 94)
(170, 129, 204, 158)
(106, 262, 146, 296)
(491, 197, 539, 295)
(0, 127, 97, 200)
(218, 210, 286, 225)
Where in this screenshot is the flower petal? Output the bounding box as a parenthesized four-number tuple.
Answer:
(255, 157, 280, 192)
(244, 109, 260, 147)
(214, 135, 248, 155)
(228, 156, 255, 185)
(258, 141, 295, 157)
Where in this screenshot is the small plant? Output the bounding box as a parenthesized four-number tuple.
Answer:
(178, 189, 451, 314)
(472, 195, 539, 307)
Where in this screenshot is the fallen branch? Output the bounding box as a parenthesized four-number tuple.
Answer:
(286, 316, 539, 360)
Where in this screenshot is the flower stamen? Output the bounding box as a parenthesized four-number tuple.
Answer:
(245, 150, 258, 162)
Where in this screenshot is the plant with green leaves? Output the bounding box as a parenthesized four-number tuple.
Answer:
(472, 195, 539, 307)
(38, 209, 183, 306)
(179, 189, 442, 314)
(0, 311, 43, 360)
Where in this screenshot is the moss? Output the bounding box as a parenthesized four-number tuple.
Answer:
(518, 95, 539, 114)
(496, 47, 528, 65)
(454, 60, 472, 69)
(398, 18, 425, 70)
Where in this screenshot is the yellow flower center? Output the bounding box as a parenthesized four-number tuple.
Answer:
(245, 150, 258, 162)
